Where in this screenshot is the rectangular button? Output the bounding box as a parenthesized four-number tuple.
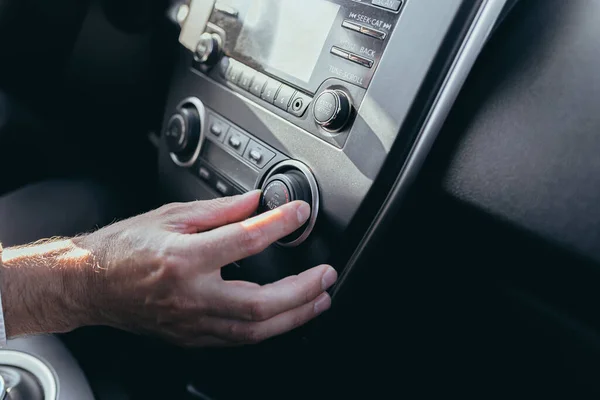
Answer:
(261, 79, 281, 104)
(226, 61, 242, 84)
(237, 66, 255, 91)
(360, 25, 387, 40)
(207, 114, 228, 143)
(348, 53, 374, 68)
(250, 73, 268, 97)
(249, 150, 262, 162)
(225, 128, 250, 156)
(215, 180, 229, 195)
(228, 136, 242, 149)
(219, 57, 230, 78)
(331, 46, 349, 60)
(371, 0, 402, 11)
(287, 92, 312, 117)
(342, 20, 361, 32)
(274, 85, 296, 111)
(199, 167, 211, 181)
(243, 140, 276, 169)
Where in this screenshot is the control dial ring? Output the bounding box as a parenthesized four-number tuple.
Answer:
(168, 97, 206, 168)
(258, 160, 320, 247)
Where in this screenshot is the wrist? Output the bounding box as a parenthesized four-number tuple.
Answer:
(1, 237, 100, 337)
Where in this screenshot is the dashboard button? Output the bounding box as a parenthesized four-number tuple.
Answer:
(225, 128, 250, 155)
(229, 136, 241, 149)
(288, 92, 312, 117)
(257, 160, 319, 246)
(342, 20, 387, 40)
(219, 57, 230, 77)
(250, 73, 268, 97)
(238, 67, 255, 91)
(330, 46, 349, 60)
(360, 26, 387, 40)
(313, 91, 337, 125)
(210, 124, 222, 136)
(226, 61, 242, 84)
(261, 180, 291, 211)
(244, 140, 275, 169)
(261, 79, 282, 104)
(274, 85, 296, 111)
(215, 180, 229, 195)
(249, 150, 262, 162)
(348, 52, 374, 68)
(313, 89, 353, 132)
(207, 114, 228, 142)
(371, 0, 402, 11)
(199, 167, 211, 181)
(342, 20, 361, 32)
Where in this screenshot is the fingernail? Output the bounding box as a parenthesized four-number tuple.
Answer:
(314, 293, 331, 315)
(245, 189, 262, 197)
(321, 267, 338, 291)
(297, 202, 311, 224)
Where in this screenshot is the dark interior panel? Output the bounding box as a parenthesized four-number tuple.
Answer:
(437, 0, 600, 263)
(391, 0, 600, 395)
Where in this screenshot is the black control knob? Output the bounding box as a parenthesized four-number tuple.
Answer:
(166, 104, 201, 162)
(260, 171, 312, 214)
(194, 32, 223, 67)
(313, 89, 352, 132)
(258, 161, 320, 247)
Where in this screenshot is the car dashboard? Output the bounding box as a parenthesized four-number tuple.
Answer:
(158, 0, 509, 286)
(9, 0, 600, 398)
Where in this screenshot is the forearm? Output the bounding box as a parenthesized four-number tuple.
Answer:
(0, 237, 98, 338)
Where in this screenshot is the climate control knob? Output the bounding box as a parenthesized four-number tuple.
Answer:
(258, 161, 320, 247)
(261, 171, 312, 214)
(313, 89, 352, 132)
(194, 32, 223, 67)
(166, 98, 206, 167)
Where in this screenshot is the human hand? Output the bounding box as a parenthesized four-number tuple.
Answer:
(78, 191, 337, 346)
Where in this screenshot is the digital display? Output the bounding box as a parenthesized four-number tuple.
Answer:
(233, 0, 340, 83)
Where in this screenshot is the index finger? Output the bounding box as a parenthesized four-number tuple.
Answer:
(191, 200, 311, 268)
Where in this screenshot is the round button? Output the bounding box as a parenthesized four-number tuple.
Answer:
(313, 89, 352, 132)
(313, 91, 337, 124)
(258, 166, 317, 246)
(261, 180, 291, 212)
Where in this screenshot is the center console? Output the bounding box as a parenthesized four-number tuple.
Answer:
(158, 0, 509, 284)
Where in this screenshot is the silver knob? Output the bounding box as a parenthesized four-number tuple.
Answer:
(194, 32, 223, 66)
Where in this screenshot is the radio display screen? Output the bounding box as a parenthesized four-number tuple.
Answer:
(232, 0, 340, 84)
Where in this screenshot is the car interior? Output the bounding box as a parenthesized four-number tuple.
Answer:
(1, 0, 600, 398)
